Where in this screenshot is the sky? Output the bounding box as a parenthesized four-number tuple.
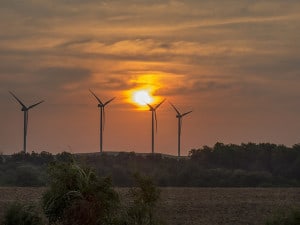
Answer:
(0, 0, 300, 155)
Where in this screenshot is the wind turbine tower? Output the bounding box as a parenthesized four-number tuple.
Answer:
(9, 91, 44, 153)
(146, 99, 166, 154)
(89, 89, 115, 153)
(169, 102, 192, 157)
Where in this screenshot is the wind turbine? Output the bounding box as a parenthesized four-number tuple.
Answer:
(146, 99, 166, 154)
(9, 91, 44, 153)
(89, 89, 115, 153)
(169, 102, 192, 157)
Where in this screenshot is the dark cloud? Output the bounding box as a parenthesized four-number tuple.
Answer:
(36, 67, 92, 89)
(91, 75, 136, 91)
(157, 77, 235, 97)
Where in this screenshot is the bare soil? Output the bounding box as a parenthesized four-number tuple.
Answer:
(1, 187, 299, 225)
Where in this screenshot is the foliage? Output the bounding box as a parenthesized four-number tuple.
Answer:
(2, 202, 44, 225)
(10, 151, 54, 165)
(42, 161, 120, 225)
(1, 142, 300, 187)
(55, 151, 73, 163)
(1, 161, 164, 225)
(265, 208, 300, 225)
(124, 173, 162, 225)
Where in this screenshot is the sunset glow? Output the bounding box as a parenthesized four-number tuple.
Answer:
(1, 0, 300, 155)
(124, 74, 164, 109)
(133, 90, 153, 106)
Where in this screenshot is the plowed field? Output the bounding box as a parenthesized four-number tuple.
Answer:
(1, 187, 299, 225)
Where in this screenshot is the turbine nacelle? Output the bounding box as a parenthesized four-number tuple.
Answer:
(10, 91, 44, 112)
(9, 91, 44, 153)
(146, 98, 166, 154)
(89, 89, 115, 153)
(169, 101, 192, 157)
(169, 101, 192, 118)
(90, 89, 115, 108)
(146, 98, 166, 111)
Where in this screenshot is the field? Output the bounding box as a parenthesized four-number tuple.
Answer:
(0, 187, 299, 225)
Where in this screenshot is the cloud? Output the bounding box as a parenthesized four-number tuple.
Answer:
(1, 0, 300, 154)
(0, 0, 299, 101)
(90, 75, 136, 91)
(56, 38, 265, 62)
(35, 67, 92, 90)
(156, 76, 236, 97)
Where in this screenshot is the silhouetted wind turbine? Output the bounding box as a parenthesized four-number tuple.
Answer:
(89, 89, 115, 153)
(146, 99, 166, 154)
(9, 91, 44, 153)
(169, 102, 192, 157)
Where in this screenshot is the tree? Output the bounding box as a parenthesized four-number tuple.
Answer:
(42, 161, 120, 225)
(124, 173, 162, 225)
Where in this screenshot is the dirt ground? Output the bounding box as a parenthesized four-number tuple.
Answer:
(0, 187, 299, 225)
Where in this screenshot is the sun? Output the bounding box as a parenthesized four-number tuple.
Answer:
(133, 90, 153, 106)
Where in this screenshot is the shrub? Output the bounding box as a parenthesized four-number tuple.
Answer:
(124, 173, 163, 225)
(42, 161, 120, 225)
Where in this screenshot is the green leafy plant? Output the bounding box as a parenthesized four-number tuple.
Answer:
(42, 161, 120, 225)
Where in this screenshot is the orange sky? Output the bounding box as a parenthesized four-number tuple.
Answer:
(0, 0, 300, 155)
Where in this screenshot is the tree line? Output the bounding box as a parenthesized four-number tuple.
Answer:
(0, 142, 299, 187)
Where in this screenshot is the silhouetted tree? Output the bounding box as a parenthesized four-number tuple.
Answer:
(42, 161, 120, 225)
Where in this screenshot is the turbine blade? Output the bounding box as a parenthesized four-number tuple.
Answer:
(9, 91, 27, 108)
(28, 100, 44, 109)
(89, 89, 103, 105)
(182, 111, 192, 117)
(169, 101, 180, 115)
(104, 97, 116, 106)
(155, 98, 166, 110)
(147, 103, 154, 111)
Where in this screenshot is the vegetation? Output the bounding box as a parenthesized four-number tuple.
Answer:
(124, 173, 162, 225)
(42, 160, 120, 225)
(0, 142, 300, 187)
(2, 159, 162, 225)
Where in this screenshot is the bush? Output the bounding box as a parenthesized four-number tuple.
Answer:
(2, 202, 44, 225)
(2, 161, 163, 225)
(124, 173, 163, 225)
(42, 161, 120, 225)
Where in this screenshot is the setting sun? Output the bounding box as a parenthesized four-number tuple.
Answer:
(133, 90, 153, 106)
